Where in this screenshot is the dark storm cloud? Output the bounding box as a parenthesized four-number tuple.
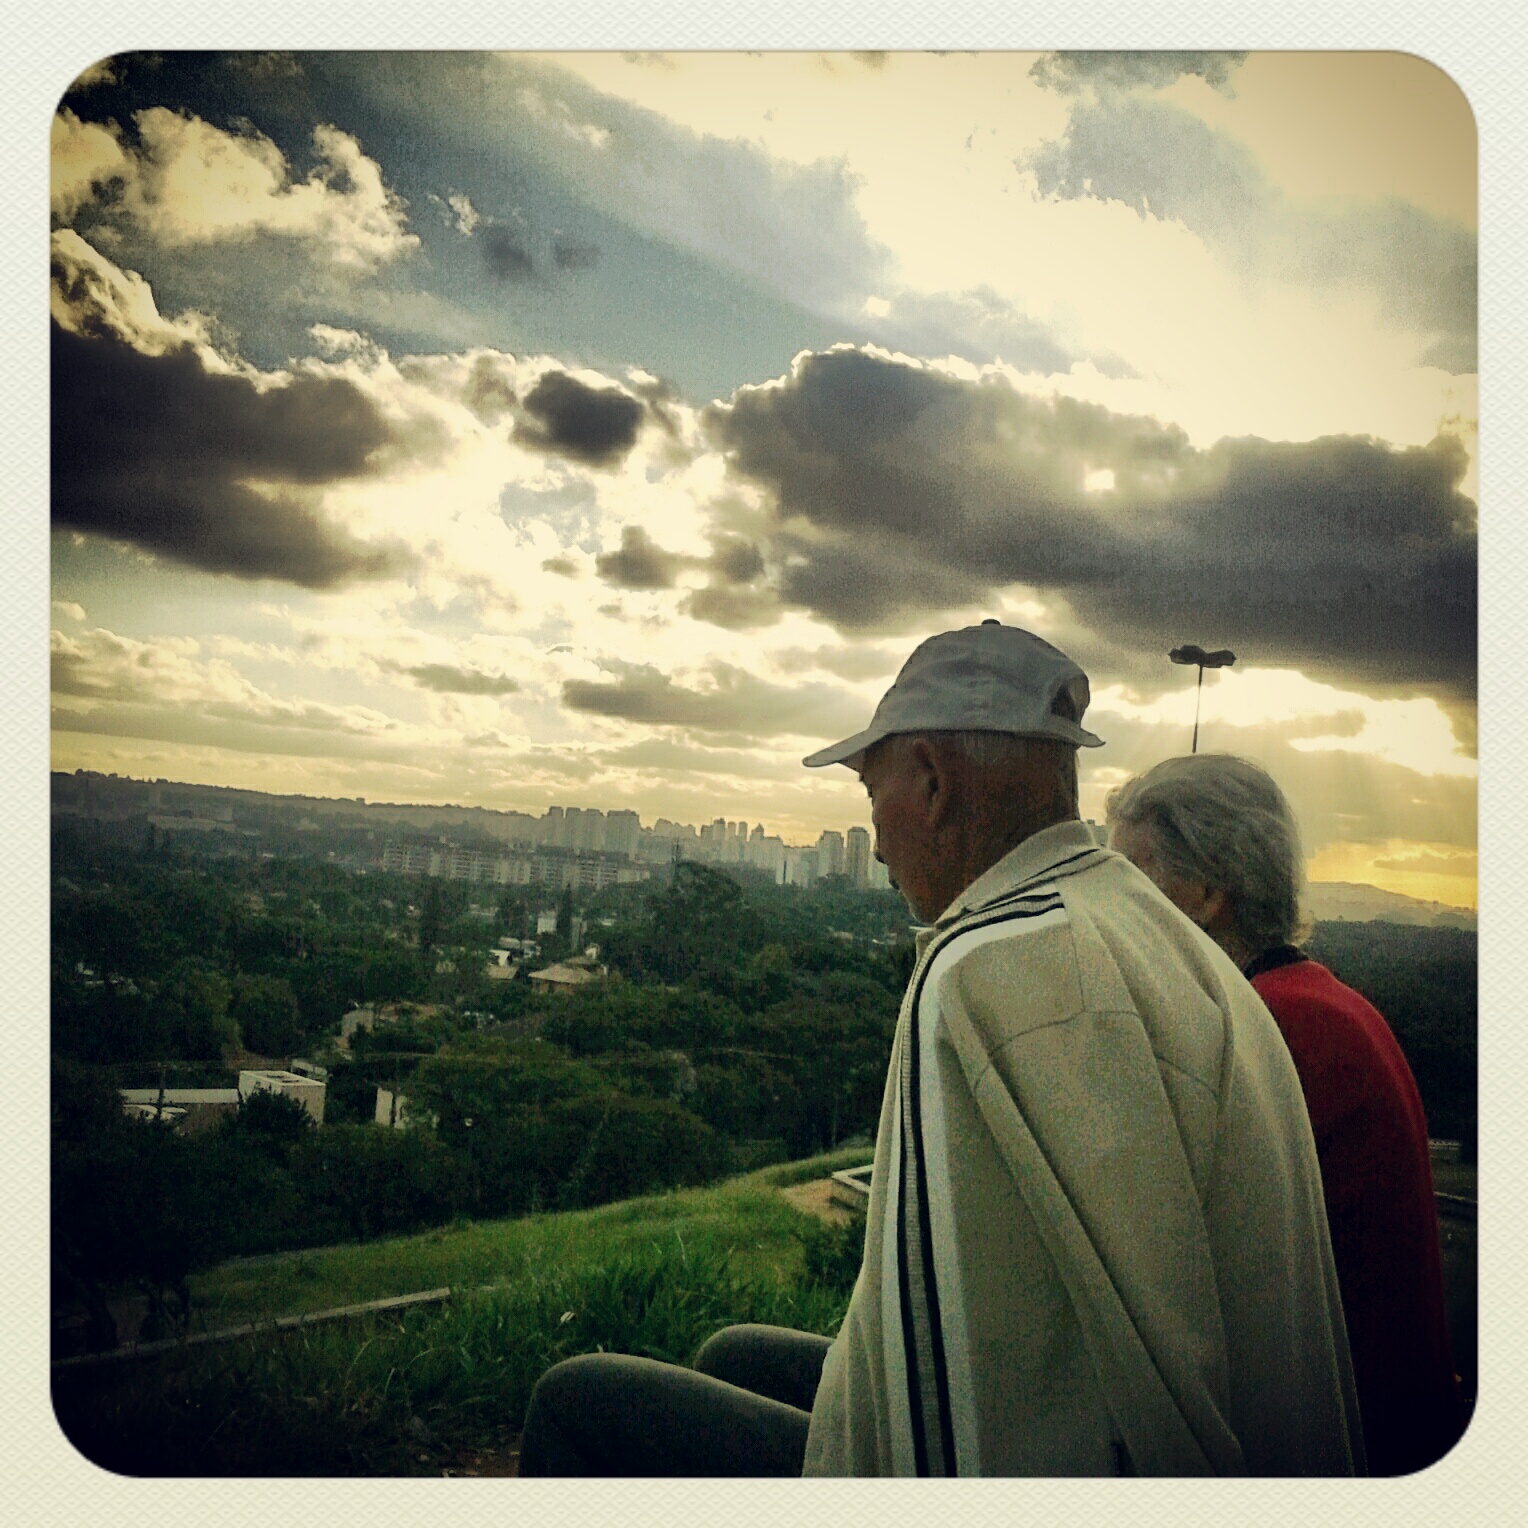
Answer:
(51, 322, 411, 588)
(594, 526, 768, 610)
(702, 347, 1476, 707)
(1026, 97, 1477, 373)
(403, 663, 521, 696)
(482, 227, 535, 281)
(679, 584, 781, 631)
(224, 51, 305, 82)
(516, 370, 645, 467)
(561, 660, 857, 739)
(595, 526, 685, 590)
(708, 534, 765, 585)
(1030, 51, 1248, 95)
(552, 238, 600, 270)
(772, 531, 986, 630)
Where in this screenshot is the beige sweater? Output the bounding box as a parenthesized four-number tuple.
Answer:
(803, 821, 1364, 1476)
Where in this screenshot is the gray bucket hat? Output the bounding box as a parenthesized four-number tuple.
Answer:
(802, 620, 1104, 769)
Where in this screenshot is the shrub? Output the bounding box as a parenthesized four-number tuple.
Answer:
(540, 1092, 730, 1210)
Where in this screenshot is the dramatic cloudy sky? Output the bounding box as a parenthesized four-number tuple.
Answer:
(49, 49, 1478, 907)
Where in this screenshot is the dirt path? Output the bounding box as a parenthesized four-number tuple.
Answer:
(779, 1176, 854, 1226)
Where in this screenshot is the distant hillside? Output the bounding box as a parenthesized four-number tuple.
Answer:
(1307, 880, 1476, 930)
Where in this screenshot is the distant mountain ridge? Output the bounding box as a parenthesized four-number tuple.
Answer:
(1308, 881, 1476, 930)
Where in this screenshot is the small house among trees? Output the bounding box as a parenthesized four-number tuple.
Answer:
(527, 962, 603, 996)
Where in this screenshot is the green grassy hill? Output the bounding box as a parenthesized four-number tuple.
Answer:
(52, 1142, 1477, 1477)
(52, 1149, 872, 1477)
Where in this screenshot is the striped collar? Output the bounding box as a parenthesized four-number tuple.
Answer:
(914, 820, 1110, 954)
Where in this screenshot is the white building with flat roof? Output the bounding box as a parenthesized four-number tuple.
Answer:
(119, 1087, 240, 1132)
(238, 1068, 326, 1124)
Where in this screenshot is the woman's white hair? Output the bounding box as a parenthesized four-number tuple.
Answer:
(1105, 753, 1310, 950)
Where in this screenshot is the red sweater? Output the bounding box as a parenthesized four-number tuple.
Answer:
(1251, 956, 1463, 1474)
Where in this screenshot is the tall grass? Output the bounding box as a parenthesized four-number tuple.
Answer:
(182, 1146, 871, 1328)
(53, 1152, 870, 1477)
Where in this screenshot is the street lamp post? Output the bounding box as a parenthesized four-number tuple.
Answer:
(1169, 645, 1236, 753)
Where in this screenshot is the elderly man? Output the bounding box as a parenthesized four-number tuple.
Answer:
(791, 620, 1361, 1475)
(1107, 753, 1464, 1474)
(519, 622, 1363, 1477)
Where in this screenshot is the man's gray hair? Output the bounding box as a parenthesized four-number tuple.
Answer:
(925, 727, 1080, 816)
(938, 730, 1038, 768)
(1105, 754, 1309, 950)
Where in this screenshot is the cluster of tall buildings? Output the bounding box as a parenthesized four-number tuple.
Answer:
(536, 805, 643, 857)
(637, 817, 887, 889)
(383, 806, 891, 891)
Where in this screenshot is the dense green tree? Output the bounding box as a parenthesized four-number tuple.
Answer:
(418, 879, 447, 953)
(288, 954, 365, 1034)
(556, 887, 576, 958)
(230, 973, 305, 1057)
(221, 1087, 316, 1162)
(53, 969, 169, 1065)
(690, 1058, 801, 1142)
(157, 960, 237, 1060)
(322, 1054, 409, 1125)
(503, 887, 546, 940)
(52, 1065, 230, 1344)
(540, 982, 742, 1056)
(605, 861, 747, 983)
(538, 1091, 730, 1209)
(290, 1125, 465, 1243)
(359, 948, 428, 1005)
(405, 1040, 607, 1214)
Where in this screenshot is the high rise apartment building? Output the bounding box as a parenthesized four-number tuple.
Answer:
(815, 829, 845, 878)
(845, 826, 872, 887)
(542, 805, 565, 845)
(604, 810, 642, 857)
(783, 846, 819, 887)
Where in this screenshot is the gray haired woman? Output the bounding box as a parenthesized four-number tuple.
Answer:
(1106, 754, 1463, 1474)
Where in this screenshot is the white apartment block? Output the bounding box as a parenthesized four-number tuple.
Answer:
(815, 829, 846, 877)
(845, 826, 872, 887)
(239, 1068, 327, 1125)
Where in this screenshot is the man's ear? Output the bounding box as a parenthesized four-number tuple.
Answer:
(907, 736, 953, 827)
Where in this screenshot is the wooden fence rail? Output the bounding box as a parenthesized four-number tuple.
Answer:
(52, 1286, 453, 1372)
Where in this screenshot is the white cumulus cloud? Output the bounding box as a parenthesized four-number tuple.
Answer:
(67, 108, 418, 273)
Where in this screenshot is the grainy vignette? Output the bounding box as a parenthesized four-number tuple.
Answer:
(8, 3, 1518, 1525)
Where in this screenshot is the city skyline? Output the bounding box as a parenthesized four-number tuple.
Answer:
(56, 764, 1466, 929)
(50, 51, 1478, 909)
